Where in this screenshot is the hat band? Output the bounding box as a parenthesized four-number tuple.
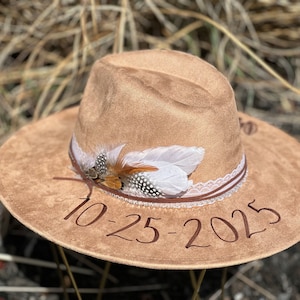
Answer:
(183, 154, 246, 198)
(69, 138, 247, 208)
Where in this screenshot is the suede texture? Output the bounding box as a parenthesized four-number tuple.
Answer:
(0, 50, 299, 269)
(75, 50, 243, 182)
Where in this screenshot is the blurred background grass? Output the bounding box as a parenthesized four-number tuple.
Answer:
(0, 0, 300, 145)
(0, 1, 300, 299)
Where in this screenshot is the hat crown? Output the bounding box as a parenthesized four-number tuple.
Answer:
(74, 50, 244, 202)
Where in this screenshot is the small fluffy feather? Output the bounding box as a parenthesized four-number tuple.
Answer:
(71, 134, 95, 170)
(105, 144, 125, 165)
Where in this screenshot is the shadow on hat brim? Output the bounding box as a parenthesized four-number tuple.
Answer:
(0, 107, 299, 270)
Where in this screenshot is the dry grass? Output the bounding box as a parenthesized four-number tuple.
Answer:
(1, 0, 300, 143)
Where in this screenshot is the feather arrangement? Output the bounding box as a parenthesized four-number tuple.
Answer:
(72, 139, 205, 198)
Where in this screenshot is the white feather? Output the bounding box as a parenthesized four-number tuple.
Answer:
(141, 161, 192, 195)
(105, 144, 125, 165)
(123, 145, 205, 175)
(71, 135, 95, 170)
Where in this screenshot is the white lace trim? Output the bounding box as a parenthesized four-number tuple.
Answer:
(112, 172, 247, 208)
(183, 154, 246, 198)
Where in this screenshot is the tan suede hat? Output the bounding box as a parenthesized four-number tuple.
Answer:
(0, 50, 299, 270)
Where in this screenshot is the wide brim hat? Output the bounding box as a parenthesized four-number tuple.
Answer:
(0, 49, 299, 270)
